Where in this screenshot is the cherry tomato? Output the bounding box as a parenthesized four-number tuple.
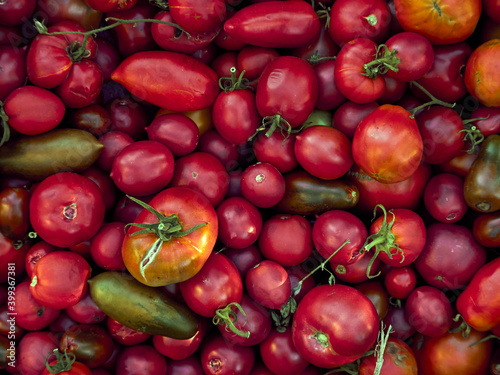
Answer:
(146, 114, 199, 157)
(384, 266, 417, 299)
(240, 162, 285, 208)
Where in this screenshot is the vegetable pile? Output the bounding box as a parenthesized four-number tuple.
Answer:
(1, 0, 500, 374)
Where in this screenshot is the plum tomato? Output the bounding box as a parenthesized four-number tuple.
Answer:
(240, 162, 286, 208)
(245, 260, 291, 310)
(423, 173, 468, 223)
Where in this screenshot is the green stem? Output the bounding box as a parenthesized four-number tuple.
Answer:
(308, 50, 336, 64)
(459, 116, 489, 153)
(373, 322, 393, 375)
(44, 349, 76, 374)
(450, 314, 472, 338)
(409, 81, 456, 118)
(218, 67, 249, 92)
(362, 44, 400, 79)
(0, 101, 10, 147)
(213, 302, 250, 338)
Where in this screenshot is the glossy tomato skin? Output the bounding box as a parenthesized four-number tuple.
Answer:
(332, 101, 379, 139)
(24, 241, 59, 278)
(169, 0, 226, 34)
(90, 222, 126, 271)
(122, 187, 218, 287)
(256, 56, 318, 127)
(107, 317, 151, 346)
(423, 173, 468, 223)
(97, 131, 134, 172)
(240, 162, 285, 208)
(394, 0, 482, 45)
(0, 186, 29, 241)
(153, 320, 205, 360)
(292, 284, 379, 368)
(115, 344, 168, 375)
(236, 46, 280, 82)
(106, 97, 148, 140)
(252, 132, 298, 173)
(313, 60, 347, 111)
(472, 212, 500, 248)
(0, 0, 35, 26)
(0, 45, 28, 101)
(384, 266, 417, 299)
(334, 38, 385, 104)
(42, 360, 91, 375)
(245, 260, 291, 310)
(35, 0, 102, 31)
(29, 172, 105, 248)
(223, 1, 321, 49)
(85, 0, 137, 12)
(352, 104, 423, 183)
(30, 251, 91, 309)
(16, 331, 59, 375)
(111, 51, 220, 111)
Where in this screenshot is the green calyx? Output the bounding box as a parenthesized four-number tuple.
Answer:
(0, 101, 10, 147)
(363, 204, 405, 279)
(362, 44, 400, 79)
(460, 115, 490, 153)
(44, 349, 76, 374)
(219, 67, 250, 92)
(248, 114, 299, 146)
(213, 302, 250, 338)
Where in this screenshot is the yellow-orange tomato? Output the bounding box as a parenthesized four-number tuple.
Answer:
(464, 39, 500, 108)
(394, 0, 482, 45)
(156, 107, 214, 136)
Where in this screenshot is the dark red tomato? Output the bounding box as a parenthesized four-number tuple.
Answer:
(405, 286, 453, 337)
(36, 0, 102, 31)
(152, 10, 220, 54)
(107, 317, 151, 346)
(29, 172, 105, 248)
(66, 290, 106, 324)
(472, 211, 500, 248)
(0, 45, 27, 101)
(211, 51, 239, 79)
(295, 125, 353, 180)
(121, 187, 218, 287)
(436, 149, 478, 179)
(313, 60, 347, 111)
(359, 337, 417, 375)
(260, 327, 309, 375)
(197, 129, 240, 172)
(27, 20, 98, 89)
(423, 173, 468, 223)
(218, 293, 272, 347)
(226, 169, 243, 198)
(383, 305, 416, 341)
(70, 104, 111, 137)
(334, 38, 385, 104)
(13, 281, 60, 331)
(414, 223, 487, 290)
(85, 0, 137, 12)
(258, 214, 313, 267)
(116, 345, 168, 375)
(4, 85, 65, 135)
(416, 106, 464, 164)
(16, 331, 59, 375)
(240, 162, 285, 208)
(81, 166, 118, 212)
(30, 251, 91, 309)
(49, 311, 78, 336)
(285, 265, 317, 304)
(332, 252, 381, 284)
(213, 8, 246, 52)
(0, 0, 36, 26)
(146, 113, 199, 157)
(256, 55, 318, 129)
(484, 0, 500, 23)
(291, 284, 379, 368)
(412, 42, 472, 103)
(236, 46, 279, 83)
(332, 101, 379, 140)
(91, 37, 121, 82)
(245, 260, 291, 310)
(180, 252, 242, 317)
(0, 305, 24, 341)
(153, 320, 205, 360)
(112, 193, 154, 224)
(97, 131, 134, 172)
(90, 222, 126, 271)
(169, 0, 226, 34)
(169, 151, 229, 207)
(200, 333, 255, 375)
(223, 1, 321, 49)
(252, 131, 298, 173)
(384, 266, 417, 299)
(328, 0, 391, 47)
(105, 1, 157, 57)
(412, 329, 493, 375)
(385, 32, 434, 82)
(111, 51, 220, 111)
(377, 75, 408, 104)
(223, 245, 263, 279)
(165, 355, 204, 375)
(356, 280, 390, 320)
(352, 104, 423, 183)
(110, 140, 175, 197)
(25, 241, 59, 278)
(106, 97, 147, 140)
(60, 324, 114, 368)
(0, 186, 29, 241)
(468, 105, 500, 138)
(291, 16, 339, 62)
(312, 210, 368, 266)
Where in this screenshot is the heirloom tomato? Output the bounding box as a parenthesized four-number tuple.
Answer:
(359, 337, 418, 375)
(121, 187, 218, 287)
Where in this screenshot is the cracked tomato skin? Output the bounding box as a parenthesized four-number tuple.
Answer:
(291, 284, 379, 369)
(121, 187, 218, 287)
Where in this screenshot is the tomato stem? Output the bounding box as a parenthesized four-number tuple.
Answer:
(450, 313, 472, 338)
(218, 67, 249, 92)
(409, 81, 456, 118)
(44, 349, 76, 374)
(0, 101, 10, 147)
(373, 322, 394, 375)
(362, 44, 400, 79)
(459, 116, 490, 153)
(248, 114, 296, 146)
(307, 50, 336, 64)
(213, 302, 251, 338)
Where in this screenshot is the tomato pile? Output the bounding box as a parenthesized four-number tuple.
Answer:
(1, 0, 500, 374)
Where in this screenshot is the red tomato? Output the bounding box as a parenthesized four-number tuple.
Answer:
(29, 172, 105, 248)
(69, 104, 111, 137)
(0, 0, 36, 26)
(153, 320, 205, 360)
(384, 266, 417, 299)
(169, 0, 226, 34)
(313, 60, 347, 111)
(394, 0, 482, 45)
(236, 46, 280, 82)
(240, 162, 285, 208)
(106, 97, 148, 140)
(115, 344, 168, 375)
(24, 241, 59, 278)
(332, 101, 379, 139)
(0, 186, 29, 241)
(359, 337, 418, 375)
(65, 291, 106, 325)
(252, 131, 298, 173)
(111, 51, 220, 111)
(85, 0, 137, 12)
(0, 45, 28, 101)
(106, 317, 151, 346)
(423, 173, 468, 223)
(121, 187, 218, 287)
(352, 104, 423, 183)
(245, 260, 291, 310)
(472, 211, 500, 248)
(291, 284, 379, 368)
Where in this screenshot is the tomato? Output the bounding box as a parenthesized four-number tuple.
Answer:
(153, 320, 205, 360)
(121, 187, 218, 287)
(0, 186, 29, 241)
(43, 357, 91, 375)
(91, 37, 121, 82)
(223, 245, 263, 280)
(356, 280, 390, 320)
(352, 104, 423, 183)
(30, 251, 91, 309)
(97, 131, 134, 172)
(383, 305, 416, 341)
(236, 46, 280, 83)
(359, 337, 418, 375)
(0, 45, 28, 102)
(85, 0, 137, 12)
(25, 241, 59, 278)
(394, 0, 482, 45)
(17, 331, 59, 375)
(156, 107, 214, 136)
(36, 0, 102, 31)
(313, 60, 347, 111)
(332, 252, 381, 284)
(291, 284, 379, 368)
(0, 0, 36, 26)
(65, 290, 106, 324)
(456, 256, 500, 331)
(240, 162, 285, 208)
(328, 0, 391, 47)
(115, 344, 168, 375)
(252, 131, 298, 173)
(107, 317, 151, 346)
(472, 211, 500, 247)
(245, 260, 291, 310)
(384, 266, 417, 299)
(436, 148, 478, 179)
(423, 173, 468, 223)
(197, 130, 240, 172)
(70, 104, 111, 137)
(106, 97, 148, 140)
(332, 101, 379, 139)
(111, 51, 220, 112)
(223, 1, 321, 49)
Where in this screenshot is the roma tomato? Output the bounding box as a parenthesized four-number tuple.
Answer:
(29, 172, 105, 248)
(168, 0, 226, 34)
(111, 51, 220, 111)
(352, 104, 423, 183)
(394, 0, 482, 45)
(245, 260, 291, 310)
(121, 187, 218, 287)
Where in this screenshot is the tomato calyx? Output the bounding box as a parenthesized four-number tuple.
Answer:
(362, 44, 400, 79)
(248, 114, 300, 145)
(308, 50, 336, 64)
(44, 348, 76, 374)
(312, 330, 331, 348)
(460, 116, 490, 153)
(212, 302, 251, 338)
(315, 2, 332, 29)
(0, 101, 10, 147)
(63, 203, 77, 220)
(219, 67, 250, 93)
(372, 322, 393, 375)
(362, 205, 404, 279)
(124, 195, 209, 279)
(449, 313, 472, 338)
(149, 0, 169, 10)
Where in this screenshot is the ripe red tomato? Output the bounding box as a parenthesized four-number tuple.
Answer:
(121, 187, 218, 287)
(168, 0, 226, 34)
(359, 337, 418, 375)
(240, 162, 285, 208)
(245, 260, 291, 310)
